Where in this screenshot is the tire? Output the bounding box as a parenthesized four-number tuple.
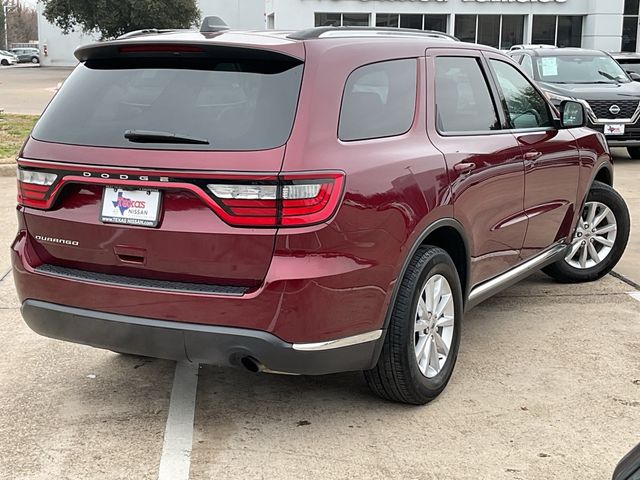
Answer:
(364, 246, 463, 405)
(0, 59, 7, 66)
(543, 181, 630, 283)
(627, 147, 640, 159)
(31, 56, 39, 64)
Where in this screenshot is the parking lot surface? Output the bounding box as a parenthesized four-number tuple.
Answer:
(0, 66, 72, 115)
(0, 165, 639, 479)
(612, 150, 640, 286)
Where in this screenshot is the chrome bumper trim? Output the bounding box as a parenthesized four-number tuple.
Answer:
(292, 330, 383, 351)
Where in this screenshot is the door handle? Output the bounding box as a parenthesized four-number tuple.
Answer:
(453, 162, 476, 174)
(524, 150, 542, 162)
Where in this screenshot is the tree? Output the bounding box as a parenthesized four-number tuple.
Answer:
(40, 0, 201, 40)
(7, 1, 38, 45)
(0, 1, 11, 50)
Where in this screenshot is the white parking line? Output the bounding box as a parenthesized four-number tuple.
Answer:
(158, 361, 199, 480)
(0, 269, 11, 283)
(629, 291, 640, 303)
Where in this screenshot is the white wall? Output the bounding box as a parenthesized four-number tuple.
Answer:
(37, 2, 97, 67)
(582, 0, 624, 52)
(200, 0, 265, 29)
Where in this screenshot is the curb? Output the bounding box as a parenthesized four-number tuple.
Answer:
(0, 163, 16, 177)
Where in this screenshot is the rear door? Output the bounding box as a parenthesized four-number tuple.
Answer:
(427, 49, 527, 287)
(484, 52, 580, 260)
(19, 44, 305, 288)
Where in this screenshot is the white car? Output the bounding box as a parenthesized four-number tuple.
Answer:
(0, 50, 18, 66)
(509, 44, 557, 51)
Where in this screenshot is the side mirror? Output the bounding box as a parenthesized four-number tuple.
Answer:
(559, 100, 586, 128)
(613, 443, 640, 480)
(629, 72, 640, 82)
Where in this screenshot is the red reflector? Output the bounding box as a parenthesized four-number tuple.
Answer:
(118, 44, 204, 54)
(22, 182, 51, 191)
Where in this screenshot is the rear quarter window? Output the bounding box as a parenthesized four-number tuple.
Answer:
(338, 58, 417, 142)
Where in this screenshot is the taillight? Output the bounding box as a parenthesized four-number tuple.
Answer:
(17, 168, 58, 208)
(206, 173, 345, 227)
(15, 164, 345, 228)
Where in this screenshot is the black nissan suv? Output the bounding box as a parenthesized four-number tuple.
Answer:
(509, 47, 640, 158)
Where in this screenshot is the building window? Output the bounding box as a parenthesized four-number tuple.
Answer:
(557, 16, 583, 48)
(315, 13, 370, 27)
(501, 15, 525, 50)
(454, 15, 476, 43)
(376, 14, 448, 32)
(478, 15, 500, 49)
(400, 14, 422, 30)
(454, 15, 524, 50)
(623, 0, 639, 52)
(376, 14, 399, 28)
(424, 15, 447, 32)
(532, 16, 583, 48)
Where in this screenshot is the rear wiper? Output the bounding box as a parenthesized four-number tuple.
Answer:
(124, 129, 210, 145)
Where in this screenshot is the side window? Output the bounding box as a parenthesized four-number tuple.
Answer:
(490, 59, 553, 130)
(435, 56, 501, 134)
(521, 55, 534, 78)
(339, 59, 417, 141)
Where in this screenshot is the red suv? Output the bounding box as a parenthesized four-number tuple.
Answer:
(12, 27, 630, 404)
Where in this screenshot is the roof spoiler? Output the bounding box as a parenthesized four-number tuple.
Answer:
(200, 16, 229, 33)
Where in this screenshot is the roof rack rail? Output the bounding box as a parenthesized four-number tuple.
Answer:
(288, 26, 459, 42)
(117, 29, 176, 40)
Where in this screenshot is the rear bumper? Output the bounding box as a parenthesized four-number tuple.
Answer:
(12, 225, 390, 345)
(21, 299, 381, 375)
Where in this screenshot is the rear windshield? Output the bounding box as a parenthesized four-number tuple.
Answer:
(32, 57, 304, 151)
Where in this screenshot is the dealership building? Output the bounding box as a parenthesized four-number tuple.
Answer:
(38, 0, 640, 66)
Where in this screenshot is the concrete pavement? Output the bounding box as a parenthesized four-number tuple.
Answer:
(0, 67, 73, 115)
(612, 148, 640, 287)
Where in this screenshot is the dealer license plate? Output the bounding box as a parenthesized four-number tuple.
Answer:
(101, 187, 161, 227)
(604, 124, 625, 136)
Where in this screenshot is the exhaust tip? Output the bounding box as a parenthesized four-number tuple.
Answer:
(240, 356, 262, 373)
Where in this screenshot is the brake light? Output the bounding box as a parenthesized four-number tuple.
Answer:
(17, 168, 58, 208)
(118, 44, 204, 54)
(206, 173, 345, 227)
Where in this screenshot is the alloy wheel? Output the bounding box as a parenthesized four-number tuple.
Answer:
(414, 274, 455, 378)
(565, 201, 617, 269)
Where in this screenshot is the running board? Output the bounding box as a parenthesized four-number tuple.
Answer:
(466, 243, 567, 310)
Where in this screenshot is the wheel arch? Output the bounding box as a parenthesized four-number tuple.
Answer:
(368, 218, 470, 368)
(593, 164, 613, 187)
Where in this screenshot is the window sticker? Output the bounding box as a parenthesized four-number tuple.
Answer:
(540, 57, 558, 77)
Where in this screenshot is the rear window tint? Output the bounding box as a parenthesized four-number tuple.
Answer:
(339, 59, 417, 141)
(32, 58, 304, 151)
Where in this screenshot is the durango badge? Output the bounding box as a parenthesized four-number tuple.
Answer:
(34, 235, 79, 246)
